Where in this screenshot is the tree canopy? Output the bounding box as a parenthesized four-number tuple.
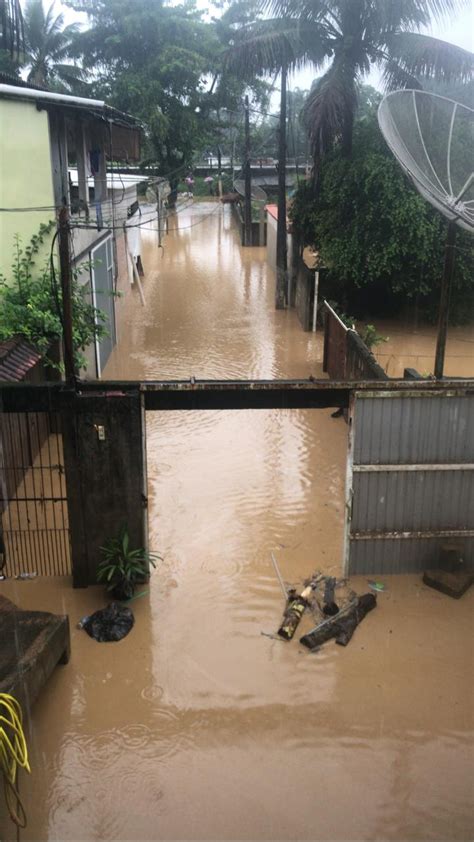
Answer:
(290, 91, 474, 323)
(24, 0, 85, 90)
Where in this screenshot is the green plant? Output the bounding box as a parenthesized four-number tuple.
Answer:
(0, 223, 109, 371)
(359, 324, 388, 350)
(97, 527, 161, 600)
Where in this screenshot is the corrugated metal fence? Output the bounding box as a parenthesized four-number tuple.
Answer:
(345, 391, 474, 574)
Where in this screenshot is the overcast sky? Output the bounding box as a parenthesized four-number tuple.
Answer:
(288, 5, 474, 93)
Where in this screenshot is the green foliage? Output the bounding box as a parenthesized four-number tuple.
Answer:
(64, 0, 270, 178)
(0, 222, 109, 370)
(23, 0, 86, 92)
(360, 324, 388, 350)
(290, 105, 474, 323)
(97, 526, 161, 592)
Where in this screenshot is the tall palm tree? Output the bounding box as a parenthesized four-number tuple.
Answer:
(269, 0, 473, 175)
(24, 0, 85, 91)
(228, 0, 473, 307)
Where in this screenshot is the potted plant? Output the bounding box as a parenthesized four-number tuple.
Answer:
(97, 527, 161, 601)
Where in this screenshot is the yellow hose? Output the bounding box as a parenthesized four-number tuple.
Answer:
(0, 693, 30, 829)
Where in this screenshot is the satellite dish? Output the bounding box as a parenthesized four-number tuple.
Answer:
(378, 90, 474, 378)
(378, 90, 474, 231)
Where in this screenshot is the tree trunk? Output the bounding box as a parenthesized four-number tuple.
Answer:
(275, 61, 288, 309)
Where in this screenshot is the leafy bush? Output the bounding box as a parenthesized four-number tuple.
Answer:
(290, 113, 474, 323)
(0, 223, 109, 371)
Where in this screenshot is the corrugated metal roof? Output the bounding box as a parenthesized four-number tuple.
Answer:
(0, 337, 42, 382)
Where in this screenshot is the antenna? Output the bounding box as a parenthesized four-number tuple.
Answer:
(378, 90, 474, 377)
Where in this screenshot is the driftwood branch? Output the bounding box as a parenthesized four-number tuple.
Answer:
(300, 593, 376, 650)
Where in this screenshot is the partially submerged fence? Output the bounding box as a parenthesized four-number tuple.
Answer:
(322, 301, 388, 381)
(345, 390, 474, 574)
(0, 410, 71, 576)
(1, 378, 473, 582)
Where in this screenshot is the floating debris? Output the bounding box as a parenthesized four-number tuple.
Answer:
(367, 580, 385, 592)
(277, 586, 313, 640)
(300, 594, 377, 650)
(80, 603, 134, 642)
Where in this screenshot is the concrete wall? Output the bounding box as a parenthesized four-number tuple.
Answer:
(0, 99, 55, 278)
(294, 260, 315, 331)
(266, 211, 292, 272)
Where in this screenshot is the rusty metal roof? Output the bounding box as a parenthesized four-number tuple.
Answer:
(0, 337, 42, 382)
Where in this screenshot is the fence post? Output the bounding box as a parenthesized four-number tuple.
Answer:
(62, 391, 147, 587)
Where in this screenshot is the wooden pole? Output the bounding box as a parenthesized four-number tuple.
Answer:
(434, 221, 457, 379)
(58, 205, 75, 383)
(275, 61, 288, 309)
(244, 95, 252, 247)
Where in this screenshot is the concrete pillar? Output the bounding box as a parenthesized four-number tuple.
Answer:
(62, 391, 147, 587)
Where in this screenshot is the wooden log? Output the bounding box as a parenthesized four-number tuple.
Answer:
(300, 593, 376, 650)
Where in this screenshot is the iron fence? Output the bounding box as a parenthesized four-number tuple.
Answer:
(0, 411, 72, 577)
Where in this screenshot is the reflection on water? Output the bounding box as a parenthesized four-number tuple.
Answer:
(1, 203, 472, 841)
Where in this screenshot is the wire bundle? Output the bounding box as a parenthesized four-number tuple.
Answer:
(0, 693, 30, 829)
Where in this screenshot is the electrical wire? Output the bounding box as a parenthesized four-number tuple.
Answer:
(0, 693, 30, 830)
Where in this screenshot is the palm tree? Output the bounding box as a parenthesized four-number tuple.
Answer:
(23, 0, 85, 91)
(228, 1, 473, 307)
(266, 0, 473, 177)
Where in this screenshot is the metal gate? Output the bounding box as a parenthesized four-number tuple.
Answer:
(0, 411, 72, 577)
(344, 391, 474, 575)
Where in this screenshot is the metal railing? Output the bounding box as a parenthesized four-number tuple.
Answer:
(0, 411, 71, 577)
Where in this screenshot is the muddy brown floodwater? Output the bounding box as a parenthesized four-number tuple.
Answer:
(1, 202, 473, 841)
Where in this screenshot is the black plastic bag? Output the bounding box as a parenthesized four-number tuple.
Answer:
(82, 602, 134, 642)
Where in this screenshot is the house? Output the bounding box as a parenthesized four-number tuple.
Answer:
(0, 78, 153, 378)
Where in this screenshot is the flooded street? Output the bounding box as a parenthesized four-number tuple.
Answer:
(1, 202, 473, 841)
(372, 320, 474, 378)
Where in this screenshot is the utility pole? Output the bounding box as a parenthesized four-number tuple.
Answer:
(156, 182, 162, 248)
(244, 95, 252, 247)
(217, 144, 223, 198)
(275, 60, 288, 309)
(58, 205, 76, 383)
(434, 221, 456, 378)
